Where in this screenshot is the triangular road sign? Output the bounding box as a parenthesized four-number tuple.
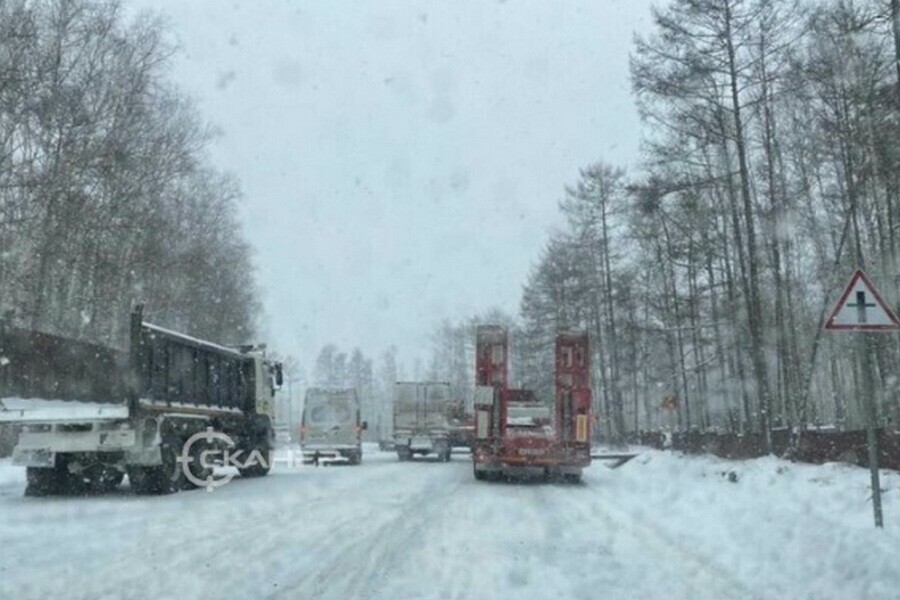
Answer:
(824, 268, 900, 331)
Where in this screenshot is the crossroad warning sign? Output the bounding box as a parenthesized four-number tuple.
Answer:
(824, 269, 900, 331)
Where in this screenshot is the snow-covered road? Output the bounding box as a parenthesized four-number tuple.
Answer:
(1, 446, 898, 600)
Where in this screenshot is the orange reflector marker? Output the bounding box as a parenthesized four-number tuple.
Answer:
(576, 415, 588, 443)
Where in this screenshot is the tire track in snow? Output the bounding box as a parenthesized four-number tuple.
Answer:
(570, 481, 760, 600)
(1, 453, 442, 600)
(270, 463, 470, 600)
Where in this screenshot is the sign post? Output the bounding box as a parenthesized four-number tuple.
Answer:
(824, 268, 900, 528)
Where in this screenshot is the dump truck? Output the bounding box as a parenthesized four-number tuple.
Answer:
(471, 326, 592, 482)
(393, 381, 453, 461)
(300, 388, 365, 465)
(0, 306, 283, 495)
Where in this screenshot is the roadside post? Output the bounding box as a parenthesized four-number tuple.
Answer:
(824, 268, 900, 528)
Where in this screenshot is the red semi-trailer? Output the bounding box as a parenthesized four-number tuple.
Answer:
(471, 325, 591, 482)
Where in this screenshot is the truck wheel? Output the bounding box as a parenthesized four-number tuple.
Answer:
(25, 466, 64, 496)
(130, 443, 182, 494)
(397, 448, 411, 461)
(128, 465, 172, 494)
(182, 441, 213, 490)
(126, 466, 150, 494)
(29, 455, 98, 496)
(239, 446, 271, 478)
(86, 466, 125, 493)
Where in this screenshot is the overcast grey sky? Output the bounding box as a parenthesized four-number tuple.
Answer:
(127, 0, 656, 372)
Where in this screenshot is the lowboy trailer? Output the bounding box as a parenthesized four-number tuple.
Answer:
(472, 325, 631, 482)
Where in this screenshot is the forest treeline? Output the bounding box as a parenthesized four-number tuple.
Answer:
(429, 0, 900, 445)
(0, 0, 258, 348)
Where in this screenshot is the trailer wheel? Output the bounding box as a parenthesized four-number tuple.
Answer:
(473, 462, 487, 481)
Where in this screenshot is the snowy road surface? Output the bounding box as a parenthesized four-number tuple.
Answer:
(1, 446, 899, 600)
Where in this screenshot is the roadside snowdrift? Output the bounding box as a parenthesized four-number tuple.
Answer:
(607, 449, 900, 600)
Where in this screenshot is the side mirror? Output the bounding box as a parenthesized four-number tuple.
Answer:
(361, 421, 368, 431)
(275, 364, 283, 387)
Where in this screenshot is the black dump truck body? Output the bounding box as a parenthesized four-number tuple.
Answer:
(0, 307, 282, 495)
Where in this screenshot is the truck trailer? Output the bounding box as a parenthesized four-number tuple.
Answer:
(393, 381, 453, 462)
(471, 325, 592, 482)
(0, 307, 283, 495)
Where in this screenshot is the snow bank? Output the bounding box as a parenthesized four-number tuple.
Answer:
(606, 449, 900, 600)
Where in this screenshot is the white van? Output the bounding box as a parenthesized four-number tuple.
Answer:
(300, 388, 365, 465)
